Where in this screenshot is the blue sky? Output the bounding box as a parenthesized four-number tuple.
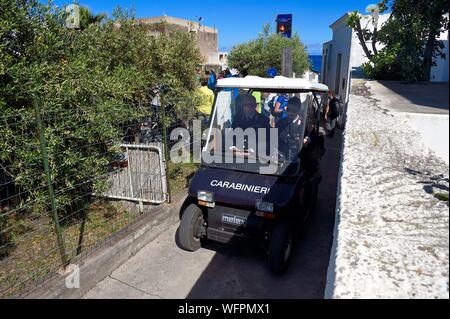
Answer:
(47, 0, 380, 54)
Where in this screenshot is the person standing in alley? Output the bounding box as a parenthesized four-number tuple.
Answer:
(325, 90, 341, 137)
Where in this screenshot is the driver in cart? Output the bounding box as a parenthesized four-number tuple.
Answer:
(231, 94, 271, 154)
(232, 94, 270, 131)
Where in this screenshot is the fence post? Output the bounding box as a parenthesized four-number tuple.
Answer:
(33, 97, 69, 268)
(159, 92, 172, 203)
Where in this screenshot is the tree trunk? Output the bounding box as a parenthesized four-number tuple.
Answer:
(355, 18, 373, 61)
(371, 27, 379, 56)
(422, 29, 438, 81)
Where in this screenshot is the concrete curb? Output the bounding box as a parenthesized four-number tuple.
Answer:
(323, 120, 346, 299)
(323, 80, 449, 298)
(24, 192, 187, 299)
(323, 95, 348, 299)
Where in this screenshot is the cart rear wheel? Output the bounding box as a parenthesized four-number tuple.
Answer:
(311, 177, 320, 211)
(268, 219, 293, 274)
(178, 204, 204, 252)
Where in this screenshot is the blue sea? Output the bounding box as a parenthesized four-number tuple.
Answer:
(309, 55, 322, 73)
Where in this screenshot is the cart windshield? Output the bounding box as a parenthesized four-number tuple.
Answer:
(201, 88, 313, 176)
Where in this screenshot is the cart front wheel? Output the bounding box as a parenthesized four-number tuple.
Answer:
(268, 219, 293, 274)
(178, 204, 205, 252)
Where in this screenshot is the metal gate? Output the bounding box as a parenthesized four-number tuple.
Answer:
(101, 143, 168, 204)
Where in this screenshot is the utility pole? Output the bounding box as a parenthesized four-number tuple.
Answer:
(282, 48, 293, 78)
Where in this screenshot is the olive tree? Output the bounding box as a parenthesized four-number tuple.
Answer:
(0, 0, 202, 223)
(228, 25, 310, 77)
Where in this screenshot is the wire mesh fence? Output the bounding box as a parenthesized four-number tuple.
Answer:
(0, 94, 202, 298)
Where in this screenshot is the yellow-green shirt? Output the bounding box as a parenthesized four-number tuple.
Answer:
(252, 91, 262, 113)
(197, 86, 214, 116)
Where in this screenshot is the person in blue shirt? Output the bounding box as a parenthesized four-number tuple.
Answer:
(278, 97, 303, 161)
(272, 94, 289, 127)
(207, 70, 217, 90)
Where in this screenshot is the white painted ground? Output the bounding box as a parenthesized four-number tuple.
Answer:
(400, 113, 449, 165)
(326, 81, 449, 299)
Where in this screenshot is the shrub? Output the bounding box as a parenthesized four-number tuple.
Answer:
(228, 24, 310, 77)
(0, 0, 202, 222)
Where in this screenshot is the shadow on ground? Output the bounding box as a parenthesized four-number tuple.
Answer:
(378, 81, 449, 112)
(405, 168, 449, 204)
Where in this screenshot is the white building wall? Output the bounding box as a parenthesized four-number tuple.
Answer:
(350, 14, 390, 69)
(327, 21, 353, 104)
(431, 16, 449, 82)
(323, 13, 393, 105)
(218, 52, 229, 70)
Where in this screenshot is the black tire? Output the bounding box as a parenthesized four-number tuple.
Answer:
(178, 204, 204, 252)
(268, 219, 293, 274)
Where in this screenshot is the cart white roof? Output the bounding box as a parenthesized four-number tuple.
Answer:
(216, 76, 329, 92)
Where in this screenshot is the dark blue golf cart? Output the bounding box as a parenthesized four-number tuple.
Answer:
(177, 76, 329, 274)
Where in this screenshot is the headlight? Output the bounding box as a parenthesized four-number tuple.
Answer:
(256, 201, 274, 213)
(197, 191, 214, 203)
